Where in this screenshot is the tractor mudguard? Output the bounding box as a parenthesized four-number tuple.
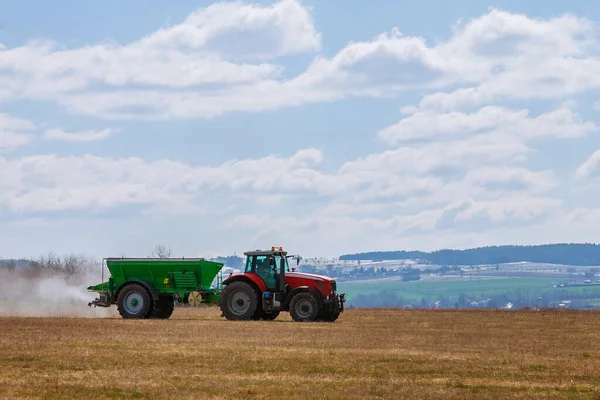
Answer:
(116, 279, 160, 302)
(284, 286, 312, 307)
(223, 273, 267, 293)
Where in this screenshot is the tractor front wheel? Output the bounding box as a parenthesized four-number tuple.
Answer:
(220, 281, 258, 320)
(289, 292, 319, 322)
(117, 284, 153, 319)
(319, 304, 341, 322)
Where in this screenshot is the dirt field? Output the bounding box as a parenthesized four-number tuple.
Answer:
(1, 308, 599, 399)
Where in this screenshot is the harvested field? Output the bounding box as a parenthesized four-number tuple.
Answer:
(1, 308, 600, 399)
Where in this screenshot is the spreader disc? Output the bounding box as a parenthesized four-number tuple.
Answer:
(188, 291, 202, 306)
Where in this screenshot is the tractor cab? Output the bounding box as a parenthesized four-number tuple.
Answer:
(243, 247, 300, 292)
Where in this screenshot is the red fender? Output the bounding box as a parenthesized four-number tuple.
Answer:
(222, 272, 267, 293)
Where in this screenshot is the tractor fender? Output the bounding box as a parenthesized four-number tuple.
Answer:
(116, 280, 160, 302)
(284, 286, 312, 307)
(222, 273, 267, 293)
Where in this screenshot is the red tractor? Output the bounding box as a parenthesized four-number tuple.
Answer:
(219, 247, 345, 322)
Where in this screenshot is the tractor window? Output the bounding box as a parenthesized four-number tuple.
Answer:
(255, 256, 277, 285)
(244, 257, 253, 273)
(274, 256, 283, 272)
(253, 256, 269, 275)
(283, 256, 290, 272)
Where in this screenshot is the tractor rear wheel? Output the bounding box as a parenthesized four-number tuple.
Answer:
(289, 292, 319, 322)
(220, 281, 258, 320)
(149, 295, 175, 319)
(117, 283, 153, 319)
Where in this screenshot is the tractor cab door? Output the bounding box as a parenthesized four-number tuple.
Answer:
(246, 255, 279, 291)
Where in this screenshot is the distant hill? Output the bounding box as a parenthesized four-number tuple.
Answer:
(339, 243, 600, 266)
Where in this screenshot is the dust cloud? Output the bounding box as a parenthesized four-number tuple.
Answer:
(0, 268, 115, 318)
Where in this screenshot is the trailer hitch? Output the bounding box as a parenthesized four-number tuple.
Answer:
(88, 292, 111, 308)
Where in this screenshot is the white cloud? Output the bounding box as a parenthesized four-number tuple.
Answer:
(463, 167, 557, 193)
(454, 196, 562, 223)
(0, 149, 328, 212)
(575, 149, 600, 180)
(142, 0, 321, 58)
(378, 106, 597, 144)
(0, 113, 36, 131)
(296, 8, 599, 116)
(417, 58, 600, 112)
(340, 133, 529, 178)
(0, 6, 597, 120)
(0, 113, 35, 151)
(0, 136, 559, 216)
(219, 195, 566, 251)
(55, 80, 338, 119)
(0, 0, 319, 106)
(411, 9, 600, 111)
(0, 130, 31, 151)
(444, 8, 595, 61)
(294, 28, 451, 94)
(43, 128, 114, 142)
(0, 38, 281, 99)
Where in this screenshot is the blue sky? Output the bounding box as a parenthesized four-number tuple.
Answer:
(1, 0, 600, 259)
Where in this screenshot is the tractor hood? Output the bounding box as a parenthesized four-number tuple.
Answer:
(286, 271, 334, 282)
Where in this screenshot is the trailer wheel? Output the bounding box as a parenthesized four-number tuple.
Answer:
(149, 295, 175, 319)
(117, 283, 153, 319)
(289, 292, 319, 322)
(220, 281, 258, 320)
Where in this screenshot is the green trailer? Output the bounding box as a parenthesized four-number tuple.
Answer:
(87, 257, 225, 319)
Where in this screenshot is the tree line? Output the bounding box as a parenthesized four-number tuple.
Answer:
(340, 243, 600, 266)
(0, 253, 99, 276)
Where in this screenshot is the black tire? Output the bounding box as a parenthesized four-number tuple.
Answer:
(318, 298, 341, 322)
(251, 307, 264, 320)
(289, 292, 319, 322)
(117, 283, 153, 319)
(149, 295, 175, 319)
(220, 281, 259, 320)
(319, 307, 340, 322)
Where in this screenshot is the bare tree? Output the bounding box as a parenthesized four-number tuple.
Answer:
(34, 252, 99, 276)
(151, 244, 173, 258)
(63, 254, 80, 275)
(0, 259, 17, 271)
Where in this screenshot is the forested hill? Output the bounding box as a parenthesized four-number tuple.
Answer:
(339, 243, 600, 266)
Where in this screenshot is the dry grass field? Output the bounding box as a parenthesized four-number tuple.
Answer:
(1, 308, 600, 399)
